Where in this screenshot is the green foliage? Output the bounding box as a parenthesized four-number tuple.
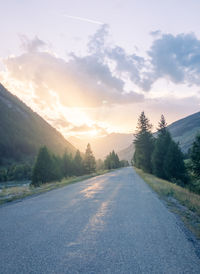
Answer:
(73, 150, 84, 175)
(133, 112, 154, 173)
(62, 151, 74, 177)
(152, 115, 171, 178)
(104, 150, 120, 169)
(83, 144, 96, 174)
(0, 168, 7, 181)
(0, 164, 32, 182)
(31, 144, 98, 186)
(163, 141, 188, 186)
(190, 134, 200, 177)
(32, 146, 54, 186)
(120, 160, 129, 167)
(184, 134, 200, 194)
(134, 113, 188, 187)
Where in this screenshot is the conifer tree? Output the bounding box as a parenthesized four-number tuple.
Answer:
(152, 115, 171, 178)
(84, 143, 96, 174)
(74, 150, 84, 176)
(62, 151, 74, 177)
(133, 112, 154, 173)
(51, 155, 62, 181)
(104, 150, 120, 169)
(190, 134, 200, 177)
(112, 150, 120, 168)
(32, 146, 53, 186)
(163, 141, 188, 185)
(62, 151, 70, 177)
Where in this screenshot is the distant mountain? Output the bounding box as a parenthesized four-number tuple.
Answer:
(118, 112, 200, 162)
(0, 84, 76, 165)
(118, 143, 134, 163)
(167, 111, 200, 152)
(68, 133, 133, 160)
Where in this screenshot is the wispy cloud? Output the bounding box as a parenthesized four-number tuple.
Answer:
(63, 14, 104, 25)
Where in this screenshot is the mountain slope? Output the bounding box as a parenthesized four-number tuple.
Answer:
(167, 111, 200, 152)
(118, 112, 200, 162)
(0, 84, 76, 165)
(118, 143, 134, 163)
(68, 133, 133, 159)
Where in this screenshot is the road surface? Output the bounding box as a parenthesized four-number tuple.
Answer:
(0, 167, 200, 273)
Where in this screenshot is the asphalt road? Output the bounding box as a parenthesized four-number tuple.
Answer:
(0, 167, 200, 273)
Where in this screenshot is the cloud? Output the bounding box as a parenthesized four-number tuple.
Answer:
(70, 123, 107, 134)
(4, 27, 200, 101)
(87, 24, 109, 54)
(106, 45, 152, 90)
(3, 32, 144, 108)
(148, 32, 200, 86)
(19, 35, 46, 52)
(150, 30, 162, 37)
(1, 26, 200, 136)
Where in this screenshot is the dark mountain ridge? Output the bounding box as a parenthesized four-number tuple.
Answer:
(0, 83, 76, 165)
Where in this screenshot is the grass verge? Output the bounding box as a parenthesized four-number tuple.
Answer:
(0, 170, 110, 205)
(134, 167, 200, 239)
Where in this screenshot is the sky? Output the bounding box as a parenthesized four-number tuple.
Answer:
(1, 0, 200, 138)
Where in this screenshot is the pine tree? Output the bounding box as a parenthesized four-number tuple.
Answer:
(163, 141, 188, 185)
(74, 150, 84, 176)
(84, 143, 96, 174)
(104, 150, 120, 169)
(62, 151, 74, 177)
(62, 151, 70, 177)
(32, 146, 53, 186)
(111, 150, 120, 168)
(133, 112, 154, 173)
(152, 115, 171, 178)
(51, 155, 62, 181)
(190, 134, 200, 177)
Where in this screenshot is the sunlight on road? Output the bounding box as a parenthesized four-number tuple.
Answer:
(80, 179, 107, 199)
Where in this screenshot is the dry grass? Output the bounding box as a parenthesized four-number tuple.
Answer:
(0, 170, 109, 205)
(134, 167, 200, 238)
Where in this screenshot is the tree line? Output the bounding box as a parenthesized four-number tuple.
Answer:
(0, 142, 128, 185)
(0, 163, 32, 182)
(104, 150, 129, 170)
(31, 144, 127, 186)
(133, 111, 200, 194)
(32, 144, 96, 186)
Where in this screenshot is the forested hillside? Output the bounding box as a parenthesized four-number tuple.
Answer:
(118, 112, 200, 162)
(0, 84, 76, 165)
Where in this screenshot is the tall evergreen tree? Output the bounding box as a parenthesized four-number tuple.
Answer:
(104, 150, 121, 169)
(32, 146, 53, 186)
(190, 134, 200, 177)
(152, 115, 171, 178)
(84, 143, 96, 174)
(62, 151, 75, 177)
(62, 151, 70, 177)
(163, 141, 188, 185)
(133, 112, 154, 173)
(51, 154, 62, 181)
(111, 150, 120, 168)
(74, 150, 84, 176)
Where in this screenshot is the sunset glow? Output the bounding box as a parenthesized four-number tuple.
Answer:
(1, 1, 200, 139)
